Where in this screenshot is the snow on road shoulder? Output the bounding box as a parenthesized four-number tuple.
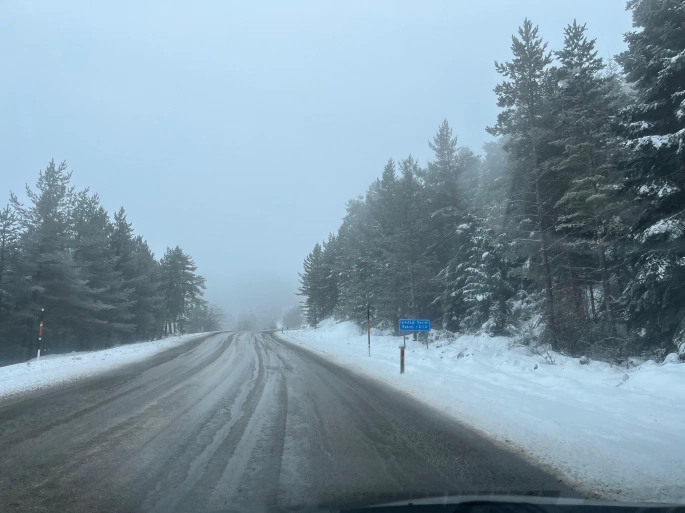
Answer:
(0, 333, 211, 400)
(280, 319, 685, 504)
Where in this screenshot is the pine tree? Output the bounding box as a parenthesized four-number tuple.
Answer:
(332, 197, 378, 324)
(0, 204, 19, 317)
(487, 19, 559, 343)
(72, 191, 134, 347)
(130, 236, 165, 339)
(551, 21, 630, 346)
(10, 160, 100, 354)
(297, 243, 328, 328)
(616, 0, 685, 352)
(437, 221, 472, 332)
(477, 138, 510, 224)
(437, 220, 512, 334)
(459, 225, 513, 335)
(420, 120, 478, 269)
(617, 0, 685, 147)
(111, 208, 164, 341)
(160, 246, 206, 334)
(0, 202, 31, 362)
(321, 234, 339, 319)
(367, 159, 403, 325)
(186, 303, 224, 333)
(396, 156, 437, 321)
(425, 120, 461, 208)
(0, 161, 213, 361)
(111, 208, 136, 276)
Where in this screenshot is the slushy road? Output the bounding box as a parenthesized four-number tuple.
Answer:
(0, 332, 577, 512)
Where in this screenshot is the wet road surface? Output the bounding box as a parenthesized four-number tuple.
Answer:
(0, 332, 577, 512)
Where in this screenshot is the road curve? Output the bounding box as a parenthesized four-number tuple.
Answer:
(0, 332, 577, 512)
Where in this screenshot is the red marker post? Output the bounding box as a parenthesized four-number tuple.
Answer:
(37, 308, 44, 360)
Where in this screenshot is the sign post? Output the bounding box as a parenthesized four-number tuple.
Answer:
(398, 319, 430, 373)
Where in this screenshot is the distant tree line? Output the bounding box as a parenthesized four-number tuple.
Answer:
(298, 0, 685, 362)
(0, 160, 224, 365)
(282, 305, 303, 329)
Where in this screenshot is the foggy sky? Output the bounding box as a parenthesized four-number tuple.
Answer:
(1, 1, 632, 320)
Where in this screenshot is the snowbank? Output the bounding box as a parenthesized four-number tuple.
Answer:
(0, 333, 211, 400)
(280, 319, 685, 504)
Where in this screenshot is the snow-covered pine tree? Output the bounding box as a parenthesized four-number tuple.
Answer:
(487, 19, 560, 345)
(460, 225, 513, 335)
(420, 120, 478, 271)
(436, 221, 471, 333)
(160, 246, 206, 335)
(321, 233, 339, 319)
(130, 235, 165, 339)
(396, 156, 438, 322)
(297, 242, 328, 328)
(71, 191, 134, 347)
(616, 0, 685, 354)
(10, 160, 101, 354)
(0, 204, 19, 322)
(550, 21, 631, 351)
(0, 202, 31, 362)
(366, 160, 401, 325)
(437, 220, 512, 335)
(476, 139, 510, 230)
(331, 197, 378, 325)
(111, 207, 165, 341)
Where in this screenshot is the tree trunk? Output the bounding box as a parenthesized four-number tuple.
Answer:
(597, 241, 615, 337)
(566, 250, 585, 320)
(536, 177, 556, 340)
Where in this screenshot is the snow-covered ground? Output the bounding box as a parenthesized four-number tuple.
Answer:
(0, 333, 211, 400)
(280, 320, 685, 504)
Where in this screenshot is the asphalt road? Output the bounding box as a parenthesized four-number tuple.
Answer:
(0, 332, 577, 512)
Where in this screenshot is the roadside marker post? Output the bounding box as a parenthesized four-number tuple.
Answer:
(400, 336, 405, 374)
(367, 305, 371, 357)
(37, 308, 44, 360)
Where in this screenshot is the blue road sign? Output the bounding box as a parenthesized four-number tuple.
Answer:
(398, 319, 431, 332)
